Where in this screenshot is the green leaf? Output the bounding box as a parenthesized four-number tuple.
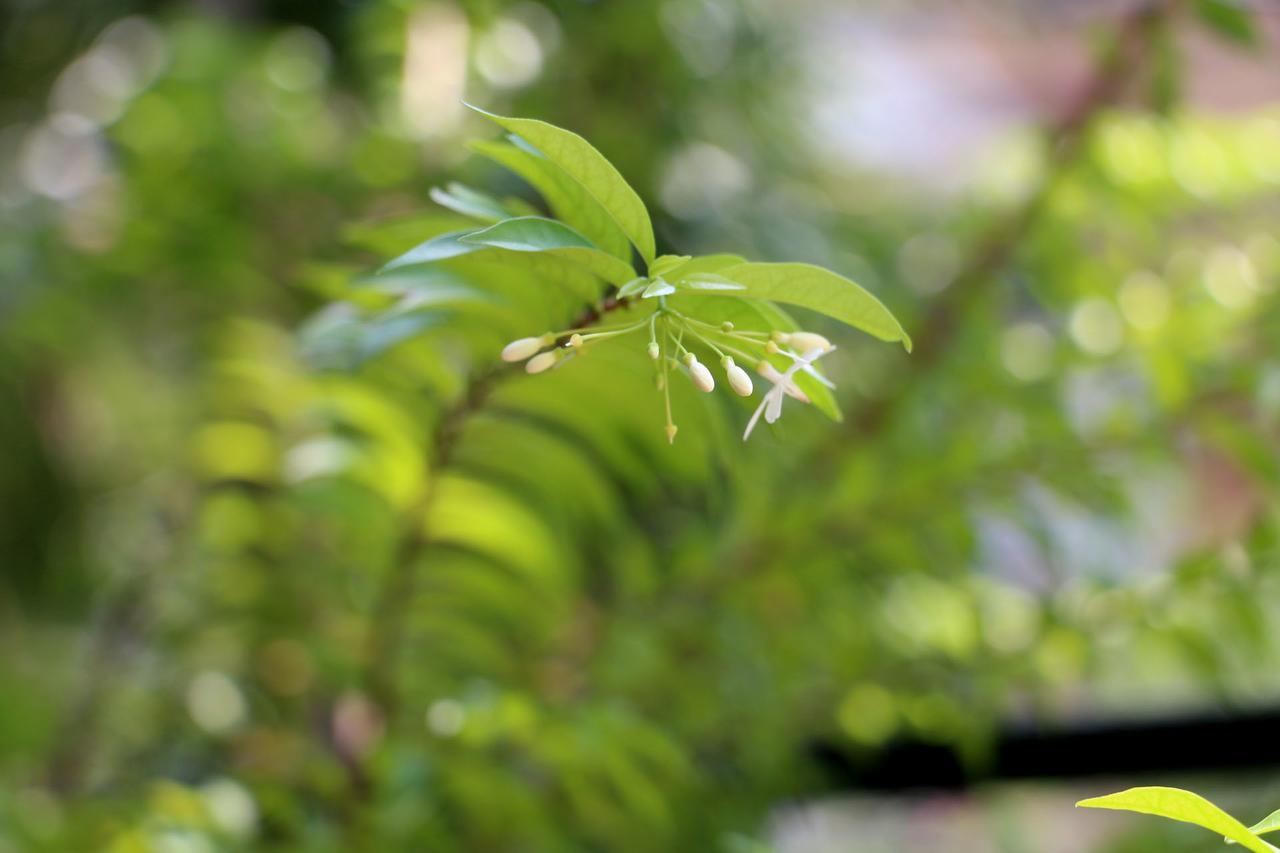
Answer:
(616, 278, 648, 299)
(459, 216, 637, 286)
(1078, 787, 1276, 853)
(717, 262, 911, 351)
(381, 230, 602, 303)
(429, 182, 514, 223)
(680, 273, 745, 291)
(471, 140, 634, 263)
(467, 105, 657, 264)
(1248, 809, 1280, 839)
(671, 254, 746, 279)
(649, 255, 692, 277)
(1195, 0, 1257, 45)
(380, 231, 479, 270)
(641, 279, 675, 298)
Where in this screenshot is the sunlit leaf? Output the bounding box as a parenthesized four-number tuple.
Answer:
(1077, 787, 1276, 853)
(467, 105, 657, 264)
(716, 262, 912, 351)
(471, 139, 634, 263)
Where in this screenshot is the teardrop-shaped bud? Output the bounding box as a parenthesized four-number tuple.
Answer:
(502, 333, 552, 362)
(687, 358, 715, 393)
(525, 350, 560, 374)
(722, 356, 753, 396)
(647, 342, 660, 360)
(568, 333, 584, 348)
(787, 331, 832, 354)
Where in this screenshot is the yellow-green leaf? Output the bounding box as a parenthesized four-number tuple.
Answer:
(467, 105, 656, 264)
(717, 262, 911, 351)
(1077, 787, 1276, 853)
(470, 139, 634, 263)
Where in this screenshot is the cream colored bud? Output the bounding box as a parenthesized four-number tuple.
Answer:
(722, 357, 753, 396)
(501, 334, 551, 363)
(681, 352, 696, 367)
(787, 331, 832, 353)
(765, 340, 779, 355)
(568, 333, 584, 348)
(771, 331, 786, 343)
(665, 423, 678, 444)
(720, 321, 735, 332)
(525, 350, 560, 374)
(647, 342, 660, 360)
(688, 358, 715, 393)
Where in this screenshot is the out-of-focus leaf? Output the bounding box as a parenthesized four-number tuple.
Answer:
(717, 262, 912, 351)
(1077, 787, 1275, 852)
(459, 217, 637, 285)
(467, 105, 657, 264)
(1195, 0, 1258, 45)
(429, 182, 516, 223)
(1246, 808, 1280, 838)
(671, 254, 747, 279)
(616, 278, 648, 298)
(641, 279, 675, 298)
(383, 232, 604, 303)
(649, 255, 692, 277)
(471, 139, 634, 263)
(680, 274, 745, 291)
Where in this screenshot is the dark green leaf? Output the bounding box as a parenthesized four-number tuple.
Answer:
(459, 217, 638, 286)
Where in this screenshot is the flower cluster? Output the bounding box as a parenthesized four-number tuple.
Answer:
(501, 305, 835, 443)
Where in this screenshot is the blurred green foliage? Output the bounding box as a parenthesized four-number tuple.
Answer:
(1, 0, 1278, 850)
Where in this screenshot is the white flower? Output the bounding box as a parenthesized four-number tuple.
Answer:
(743, 347, 834, 441)
(683, 354, 715, 393)
(722, 356, 753, 397)
(525, 350, 561, 374)
(780, 331, 832, 353)
(501, 333, 553, 362)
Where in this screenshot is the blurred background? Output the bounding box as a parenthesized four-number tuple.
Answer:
(2, 0, 1279, 850)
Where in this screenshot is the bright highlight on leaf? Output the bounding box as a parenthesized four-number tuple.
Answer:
(374, 107, 911, 444)
(1077, 786, 1277, 853)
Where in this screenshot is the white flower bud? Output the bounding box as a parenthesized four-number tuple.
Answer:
(721, 356, 753, 396)
(765, 340, 779, 355)
(525, 350, 560, 374)
(501, 333, 552, 362)
(665, 423, 678, 444)
(787, 331, 832, 353)
(687, 358, 715, 393)
(568, 333, 583, 348)
(720, 321, 735, 332)
(647, 342, 660, 360)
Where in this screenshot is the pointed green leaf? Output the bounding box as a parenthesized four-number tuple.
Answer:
(641, 279, 675, 298)
(616, 277, 648, 299)
(717, 262, 911, 351)
(467, 105, 656, 264)
(649, 254, 692, 278)
(471, 139, 634, 263)
(1078, 787, 1275, 853)
(672, 254, 746, 279)
(1250, 809, 1280, 837)
(459, 216, 637, 286)
(380, 230, 602, 303)
(380, 231, 479, 270)
(429, 182, 513, 223)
